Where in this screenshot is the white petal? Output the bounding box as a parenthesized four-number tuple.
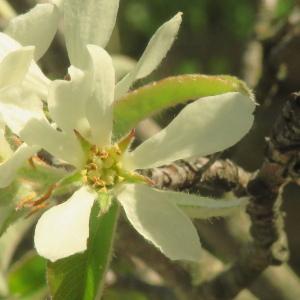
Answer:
(86, 45, 115, 146)
(34, 186, 96, 262)
(0, 33, 50, 98)
(64, 0, 119, 67)
(0, 46, 34, 89)
(20, 119, 85, 168)
(0, 87, 83, 167)
(0, 32, 20, 59)
(0, 87, 45, 136)
(124, 92, 255, 170)
(0, 84, 84, 167)
(115, 13, 182, 99)
(112, 54, 136, 81)
(161, 191, 248, 219)
(24, 62, 50, 99)
(117, 184, 201, 262)
(0, 144, 39, 188)
(5, 4, 60, 60)
(48, 66, 91, 138)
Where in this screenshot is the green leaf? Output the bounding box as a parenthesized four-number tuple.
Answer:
(47, 200, 119, 300)
(8, 252, 46, 297)
(113, 74, 253, 137)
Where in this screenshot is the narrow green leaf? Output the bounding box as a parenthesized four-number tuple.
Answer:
(47, 200, 119, 300)
(113, 74, 253, 137)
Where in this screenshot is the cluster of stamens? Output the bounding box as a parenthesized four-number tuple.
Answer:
(17, 130, 152, 216)
(82, 144, 125, 192)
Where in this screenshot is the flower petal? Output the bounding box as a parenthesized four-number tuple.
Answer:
(64, 0, 119, 67)
(161, 191, 248, 219)
(34, 186, 96, 262)
(112, 54, 136, 81)
(0, 33, 50, 98)
(115, 13, 182, 99)
(0, 46, 34, 89)
(0, 86, 84, 167)
(20, 119, 85, 168)
(0, 144, 39, 188)
(117, 184, 201, 262)
(86, 45, 115, 146)
(0, 87, 45, 136)
(5, 4, 60, 60)
(24, 62, 50, 99)
(124, 92, 255, 170)
(0, 32, 20, 59)
(48, 66, 91, 139)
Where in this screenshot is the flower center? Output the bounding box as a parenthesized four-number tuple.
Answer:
(82, 145, 124, 191)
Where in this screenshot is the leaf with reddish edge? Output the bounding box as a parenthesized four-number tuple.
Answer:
(113, 74, 253, 138)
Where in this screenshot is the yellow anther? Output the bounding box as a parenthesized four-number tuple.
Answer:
(87, 162, 97, 170)
(83, 141, 144, 191)
(99, 150, 109, 159)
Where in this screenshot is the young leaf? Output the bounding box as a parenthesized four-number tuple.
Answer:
(113, 74, 253, 137)
(47, 200, 119, 300)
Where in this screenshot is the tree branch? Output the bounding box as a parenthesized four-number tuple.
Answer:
(195, 91, 300, 299)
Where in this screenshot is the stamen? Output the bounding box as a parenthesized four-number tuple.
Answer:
(87, 162, 97, 170)
(99, 150, 109, 159)
(16, 192, 37, 210)
(16, 184, 57, 211)
(26, 203, 49, 218)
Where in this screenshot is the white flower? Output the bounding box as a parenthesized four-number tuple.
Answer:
(0, 0, 256, 263)
(0, 2, 62, 184)
(3, 2, 61, 97)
